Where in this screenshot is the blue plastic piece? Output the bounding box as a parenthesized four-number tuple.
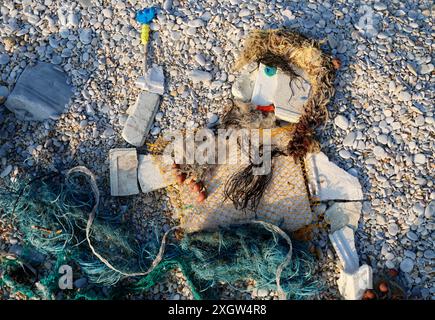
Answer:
(264, 65, 277, 77)
(136, 7, 156, 25)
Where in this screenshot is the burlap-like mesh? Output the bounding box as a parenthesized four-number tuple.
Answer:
(167, 152, 312, 233)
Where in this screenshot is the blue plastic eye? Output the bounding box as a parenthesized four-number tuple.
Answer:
(136, 7, 156, 25)
(264, 66, 277, 77)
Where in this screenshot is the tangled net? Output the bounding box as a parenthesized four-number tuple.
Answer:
(0, 167, 320, 300)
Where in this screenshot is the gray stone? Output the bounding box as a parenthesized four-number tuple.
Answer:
(334, 115, 349, 130)
(79, 28, 92, 45)
(74, 277, 88, 289)
(373, 146, 387, 159)
(122, 92, 160, 147)
(190, 69, 212, 83)
(398, 91, 411, 102)
(239, 9, 251, 17)
(377, 134, 388, 145)
(188, 19, 205, 28)
(419, 63, 434, 75)
(387, 223, 399, 236)
(194, 53, 206, 66)
(414, 153, 426, 165)
(399, 258, 414, 273)
(109, 148, 139, 196)
(343, 132, 356, 147)
(425, 201, 434, 219)
(0, 165, 12, 178)
(406, 231, 418, 241)
(423, 249, 434, 260)
(0, 54, 10, 65)
(163, 0, 173, 11)
(374, 3, 387, 10)
(339, 149, 351, 159)
(5, 62, 73, 121)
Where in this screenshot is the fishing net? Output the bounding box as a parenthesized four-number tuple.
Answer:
(0, 168, 319, 300)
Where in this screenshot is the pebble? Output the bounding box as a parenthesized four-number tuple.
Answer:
(163, 0, 173, 11)
(374, 3, 387, 10)
(194, 54, 206, 66)
(339, 149, 351, 159)
(377, 134, 388, 145)
(74, 277, 88, 289)
(399, 258, 414, 273)
(387, 223, 399, 236)
(79, 29, 92, 45)
(150, 126, 161, 136)
(0, 54, 10, 65)
(406, 231, 418, 241)
(0, 85, 9, 99)
(334, 115, 349, 130)
(239, 9, 251, 17)
(419, 63, 434, 75)
(373, 146, 387, 159)
(414, 154, 426, 165)
(423, 250, 434, 260)
(190, 69, 212, 83)
(398, 91, 411, 102)
(188, 19, 205, 28)
(425, 201, 434, 219)
(0, 165, 13, 178)
(343, 132, 356, 147)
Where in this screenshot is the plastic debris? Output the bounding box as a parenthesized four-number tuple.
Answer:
(140, 24, 151, 45)
(137, 155, 175, 193)
(325, 202, 362, 232)
(306, 152, 363, 201)
(135, 65, 165, 95)
(109, 148, 139, 196)
(122, 92, 160, 147)
(136, 7, 156, 25)
(251, 63, 311, 123)
(329, 226, 359, 273)
(231, 63, 257, 102)
(136, 7, 156, 45)
(330, 226, 373, 300)
(5, 62, 73, 121)
(337, 264, 373, 300)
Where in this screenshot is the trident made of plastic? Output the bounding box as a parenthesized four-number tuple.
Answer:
(136, 7, 156, 73)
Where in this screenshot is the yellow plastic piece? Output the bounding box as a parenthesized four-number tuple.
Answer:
(141, 24, 150, 45)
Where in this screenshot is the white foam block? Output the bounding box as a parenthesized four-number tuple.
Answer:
(109, 148, 139, 196)
(306, 152, 364, 201)
(135, 65, 165, 95)
(337, 264, 373, 300)
(325, 202, 362, 232)
(251, 63, 310, 123)
(122, 91, 160, 147)
(137, 155, 175, 193)
(329, 226, 359, 273)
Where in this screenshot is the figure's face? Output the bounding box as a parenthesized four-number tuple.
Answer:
(232, 62, 312, 123)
